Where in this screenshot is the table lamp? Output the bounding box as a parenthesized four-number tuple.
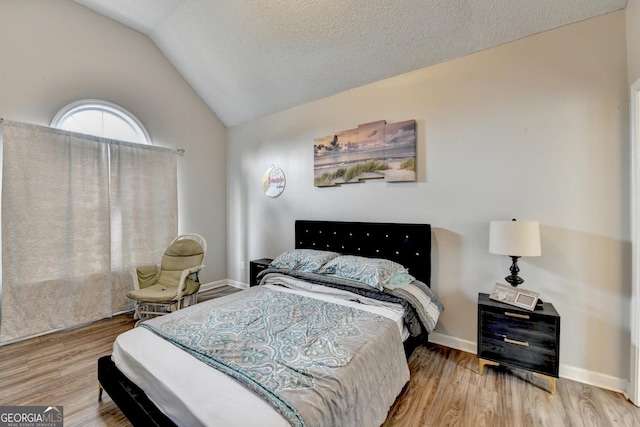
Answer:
(489, 219, 541, 287)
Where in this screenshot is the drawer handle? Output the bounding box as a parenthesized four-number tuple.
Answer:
(504, 337, 529, 347)
(505, 312, 530, 320)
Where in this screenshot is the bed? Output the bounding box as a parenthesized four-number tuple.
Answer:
(98, 220, 442, 426)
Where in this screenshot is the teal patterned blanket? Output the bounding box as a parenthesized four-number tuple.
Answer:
(141, 285, 409, 427)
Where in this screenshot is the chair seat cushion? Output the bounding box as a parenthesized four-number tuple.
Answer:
(127, 284, 178, 303)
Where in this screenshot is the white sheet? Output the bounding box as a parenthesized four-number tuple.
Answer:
(112, 284, 407, 427)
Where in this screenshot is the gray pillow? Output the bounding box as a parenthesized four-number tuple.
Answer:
(270, 249, 340, 272)
(318, 255, 414, 290)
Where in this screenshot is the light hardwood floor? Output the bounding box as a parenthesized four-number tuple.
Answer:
(1, 285, 639, 427)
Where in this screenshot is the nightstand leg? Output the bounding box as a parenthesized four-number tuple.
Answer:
(478, 358, 500, 375)
(532, 372, 557, 394)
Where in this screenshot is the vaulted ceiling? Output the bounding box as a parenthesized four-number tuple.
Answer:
(73, 0, 627, 127)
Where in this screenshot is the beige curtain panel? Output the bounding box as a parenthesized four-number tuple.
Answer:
(0, 120, 177, 343)
(109, 140, 178, 315)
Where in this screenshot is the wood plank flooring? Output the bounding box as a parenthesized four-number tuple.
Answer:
(1, 285, 639, 426)
(383, 344, 640, 427)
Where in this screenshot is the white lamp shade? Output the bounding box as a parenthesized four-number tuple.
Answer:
(489, 220, 541, 257)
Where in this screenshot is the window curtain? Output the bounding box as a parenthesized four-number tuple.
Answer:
(0, 120, 177, 343)
(109, 141, 178, 313)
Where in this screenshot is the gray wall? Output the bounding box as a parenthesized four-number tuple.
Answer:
(228, 11, 630, 386)
(0, 0, 227, 283)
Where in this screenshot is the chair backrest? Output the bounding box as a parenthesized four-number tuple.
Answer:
(157, 234, 206, 288)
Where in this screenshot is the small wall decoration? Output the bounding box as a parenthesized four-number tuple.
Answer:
(262, 165, 286, 198)
(313, 119, 416, 187)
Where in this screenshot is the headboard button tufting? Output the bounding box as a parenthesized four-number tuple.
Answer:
(294, 220, 431, 285)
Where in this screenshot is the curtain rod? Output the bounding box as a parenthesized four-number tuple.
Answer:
(1, 118, 185, 155)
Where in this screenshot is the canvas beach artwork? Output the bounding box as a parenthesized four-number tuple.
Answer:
(313, 119, 416, 187)
(382, 119, 417, 182)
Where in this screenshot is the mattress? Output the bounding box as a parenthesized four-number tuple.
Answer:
(112, 284, 408, 426)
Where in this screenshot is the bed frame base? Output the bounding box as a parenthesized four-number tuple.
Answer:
(98, 355, 177, 427)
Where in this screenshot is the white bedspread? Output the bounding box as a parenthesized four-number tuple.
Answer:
(112, 284, 408, 426)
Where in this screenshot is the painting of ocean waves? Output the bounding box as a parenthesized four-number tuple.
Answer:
(314, 119, 416, 186)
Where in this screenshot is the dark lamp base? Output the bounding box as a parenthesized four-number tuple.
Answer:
(506, 255, 524, 287)
(505, 275, 524, 287)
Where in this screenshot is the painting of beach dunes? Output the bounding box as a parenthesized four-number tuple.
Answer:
(314, 119, 416, 187)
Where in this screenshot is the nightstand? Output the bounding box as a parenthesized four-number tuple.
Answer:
(477, 292, 560, 393)
(249, 258, 273, 287)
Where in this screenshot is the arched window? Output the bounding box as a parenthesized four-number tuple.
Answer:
(51, 99, 151, 144)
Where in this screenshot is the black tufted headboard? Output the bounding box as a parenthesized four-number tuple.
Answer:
(295, 220, 431, 286)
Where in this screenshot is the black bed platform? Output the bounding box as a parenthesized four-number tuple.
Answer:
(98, 355, 177, 426)
(98, 220, 432, 426)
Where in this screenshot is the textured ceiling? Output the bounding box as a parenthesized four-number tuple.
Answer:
(73, 0, 627, 127)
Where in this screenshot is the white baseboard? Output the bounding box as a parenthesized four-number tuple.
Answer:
(428, 332, 628, 394)
(199, 280, 227, 292)
(199, 279, 248, 292)
(226, 279, 249, 290)
(559, 364, 628, 394)
(429, 332, 477, 354)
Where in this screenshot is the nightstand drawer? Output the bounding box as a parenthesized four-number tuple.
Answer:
(480, 311, 558, 347)
(479, 331, 558, 376)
